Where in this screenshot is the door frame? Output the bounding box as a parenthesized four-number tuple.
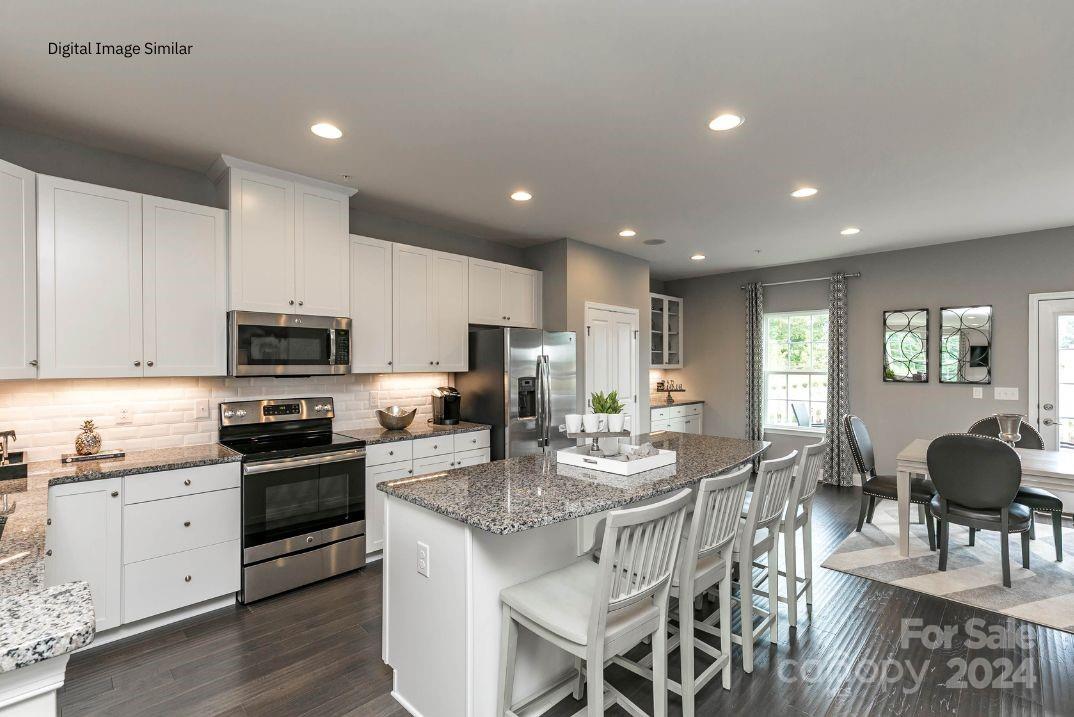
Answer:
(583, 301, 640, 426)
(1028, 290, 1074, 434)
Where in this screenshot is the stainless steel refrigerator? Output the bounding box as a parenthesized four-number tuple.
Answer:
(455, 328, 577, 460)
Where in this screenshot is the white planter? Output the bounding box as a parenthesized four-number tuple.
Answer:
(582, 414, 602, 433)
(607, 413, 626, 432)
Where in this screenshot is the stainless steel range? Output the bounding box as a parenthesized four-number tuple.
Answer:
(218, 397, 366, 603)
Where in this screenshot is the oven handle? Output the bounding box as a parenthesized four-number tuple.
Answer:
(243, 448, 366, 475)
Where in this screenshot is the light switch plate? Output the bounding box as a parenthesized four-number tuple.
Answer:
(194, 399, 210, 421)
(994, 387, 1019, 401)
(972, 387, 983, 399)
(116, 406, 133, 426)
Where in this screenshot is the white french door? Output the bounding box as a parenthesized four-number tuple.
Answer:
(584, 303, 639, 432)
(1032, 294, 1074, 450)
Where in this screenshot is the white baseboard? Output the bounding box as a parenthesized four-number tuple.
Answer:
(84, 595, 237, 650)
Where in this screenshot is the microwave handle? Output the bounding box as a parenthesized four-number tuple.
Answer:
(329, 329, 337, 365)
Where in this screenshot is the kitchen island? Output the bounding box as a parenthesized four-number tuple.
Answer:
(378, 432, 768, 717)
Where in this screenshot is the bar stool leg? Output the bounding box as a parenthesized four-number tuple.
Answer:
(679, 596, 696, 717)
(572, 657, 584, 700)
(1053, 512, 1064, 561)
(719, 567, 733, 690)
(767, 545, 779, 644)
(497, 605, 518, 716)
(803, 509, 814, 606)
(784, 524, 798, 629)
(652, 610, 669, 717)
(739, 554, 754, 673)
(585, 645, 604, 717)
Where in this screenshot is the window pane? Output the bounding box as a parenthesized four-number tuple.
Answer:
(810, 374, 828, 402)
(787, 342, 810, 370)
(1060, 350, 1074, 383)
(1059, 316, 1074, 350)
(788, 374, 810, 400)
(789, 316, 809, 342)
(767, 400, 788, 426)
(811, 314, 829, 342)
(1059, 384, 1074, 419)
(767, 373, 787, 401)
(810, 402, 826, 427)
(766, 341, 788, 371)
(812, 342, 828, 371)
(768, 316, 789, 342)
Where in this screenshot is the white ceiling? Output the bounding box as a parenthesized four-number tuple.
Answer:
(3, 1, 1073, 279)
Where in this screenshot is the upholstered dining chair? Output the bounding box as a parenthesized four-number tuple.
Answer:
(927, 433, 1031, 588)
(968, 416, 1064, 561)
(843, 415, 938, 550)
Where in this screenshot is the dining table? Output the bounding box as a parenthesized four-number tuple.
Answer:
(895, 438, 1074, 557)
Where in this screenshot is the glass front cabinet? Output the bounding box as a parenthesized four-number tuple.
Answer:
(650, 293, 683, 368)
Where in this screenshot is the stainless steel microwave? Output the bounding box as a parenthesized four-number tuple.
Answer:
(228, 311, 351, 377)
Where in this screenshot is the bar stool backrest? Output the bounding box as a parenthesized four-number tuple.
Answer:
(591, 488, 692, 639)
(686, 465, 751, 564)
(745, 451, 798, 539)
(787, 439, 828, 520)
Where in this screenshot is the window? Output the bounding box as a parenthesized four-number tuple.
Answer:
(764, 310, 829, 430)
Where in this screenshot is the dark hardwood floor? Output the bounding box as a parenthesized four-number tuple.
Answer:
(59, 486, 1074, 716)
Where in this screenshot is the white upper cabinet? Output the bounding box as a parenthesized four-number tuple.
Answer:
(467, 259, 541, 328)
(350, 235, 394, 373)
(38, 176, 143, 379)
(142, 196, 228, 376)
(392, 244, 435, 372)
(650, 293, 683, 369)
(0, 158, 36, 379)
(295, 185, 350, 316)
(227, 169, 294, 313)
(213, 156, 355, 316)
(432, 251, 469, 372)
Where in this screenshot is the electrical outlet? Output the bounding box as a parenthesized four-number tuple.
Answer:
(194, 399, 210, 421)
(994, 387, 1019, 401)
(972, 387, 983, 399)
(417, 541, 430, 578)
(116, 406, 133, 425)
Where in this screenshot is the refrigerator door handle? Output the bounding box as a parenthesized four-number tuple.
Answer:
(540, 355, 552, 448)
(535, 357, 546, 447)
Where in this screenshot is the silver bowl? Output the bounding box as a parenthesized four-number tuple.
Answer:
(376, 406, 417, 430)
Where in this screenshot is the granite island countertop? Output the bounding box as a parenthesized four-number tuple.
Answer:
(0, 582, 95, 673)
(339, 420, 490, 445)
(378, 432, 767, 534)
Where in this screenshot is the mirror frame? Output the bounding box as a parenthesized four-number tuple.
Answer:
(883, 309, 929, 383)
(939, 304, 993, 385)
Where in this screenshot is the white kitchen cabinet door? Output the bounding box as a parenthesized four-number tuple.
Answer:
(295, 185, 350, 316)
(669, 417, 687, 432)
(468, 258, 505, 325)
(366, 462, 414, 553)
(503, 266, 540, 328)
(683, 415, 702, 434)
(433, 251, 469, 372)
(228, 169, 295, 313)
(38, 176, 143, 378)
(142, 196, 227, 376)
(0, 159, 36, 379)
(350, 236, 394, 373)
(392, 244, 435, 371)
(45, 478, 123, 631)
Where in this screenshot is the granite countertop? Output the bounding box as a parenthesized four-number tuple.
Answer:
(0, 444, 240, 599)
(339, 420, 490, 445)
(650, 396, 705, 408)
(1, 582, 95, 673)
(379, 432, 768, 534)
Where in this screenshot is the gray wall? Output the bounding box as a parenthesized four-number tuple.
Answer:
(666, 225, 1074, 475)
(0, 125, 528, 266)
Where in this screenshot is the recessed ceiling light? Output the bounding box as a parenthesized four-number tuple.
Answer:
(618, 229, 637, 238)
(510, 190, 532, 202)
(791, 186, 818, 198)
(708, 114, 744, 131)
(310, 123, 343, 139)
(840, 226, 861, 236)
(643, 239, 666, 246)
(691, 254, 706, 261)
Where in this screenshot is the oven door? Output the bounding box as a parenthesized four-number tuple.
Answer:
(229, 311, 350, 377)
(241, 449, 365, 564)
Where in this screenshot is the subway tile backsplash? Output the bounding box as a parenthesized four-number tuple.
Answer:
(0, 373, 450, 461)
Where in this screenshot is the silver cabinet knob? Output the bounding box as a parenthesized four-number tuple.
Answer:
(435, 361, 440, 366)
(388, 360, 393, 366)
(289, 300, 295, 306)
(183, 521, 191, 527)
(147, 361, 154, 367)
(223, 410, 235, 419)
(184, 575, 192, 582)
(429, 361, 434, 365)
(408, 469, 413, 474)
(235, 409, 248, 417)
(46, 549, 53, 556)
(388, 450, 394, 456)
(306, 536, 315, 544)
(298, 300, 304, 306)
(29, 359, 38, 367)
(134, 361, 141, 367)
(111, 491, 119, 498)
(184, 479, 192, 486)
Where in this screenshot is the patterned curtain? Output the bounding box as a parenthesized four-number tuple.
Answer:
(824, 273, 853, 485)
(744, 282, 765, 451)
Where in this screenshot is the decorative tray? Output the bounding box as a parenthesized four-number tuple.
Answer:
(556, 445, 677, 475)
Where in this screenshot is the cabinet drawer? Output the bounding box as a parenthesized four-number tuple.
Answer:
(651, 407, 671, 421)
(123, 540, 239, 623)
(454, 430, 490, 453)
(413, 435, 454, 459)
(454, 447, 490, 467)
(366, 441, 413, 467)
(413, 454, 454, 476)
(669, 405, 688, 418)
(684, 403, 703, 416)
(124, 488, 240, 564)
(124, 463, 240, 505)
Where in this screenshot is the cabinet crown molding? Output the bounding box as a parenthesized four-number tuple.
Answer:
(208, 155, 358, 198)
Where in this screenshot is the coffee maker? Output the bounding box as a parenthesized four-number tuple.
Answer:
(432, 386, 461, 425)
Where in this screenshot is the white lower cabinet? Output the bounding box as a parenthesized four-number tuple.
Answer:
(650, 403, 702, 434)
(45, 478, 123, 631)
(363, 430, 491, 554)
(44, 463, 241, 634)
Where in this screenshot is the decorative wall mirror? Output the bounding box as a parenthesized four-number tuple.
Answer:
(939, 305, 992, 384)
(883, 309, 929, 382)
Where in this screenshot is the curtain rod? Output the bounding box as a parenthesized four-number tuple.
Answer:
(739, 273, 861, 290)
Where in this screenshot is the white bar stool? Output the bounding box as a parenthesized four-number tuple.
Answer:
(777, 439, 827, 628)
(613, 465, 751, 716)
(496, 489, 692, 717)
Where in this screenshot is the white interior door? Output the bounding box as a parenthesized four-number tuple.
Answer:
(1035, 296, 1074, 450)
(584, 304, 639, 431)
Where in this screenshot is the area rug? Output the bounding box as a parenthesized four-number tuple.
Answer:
(821, 500, 1074, 633)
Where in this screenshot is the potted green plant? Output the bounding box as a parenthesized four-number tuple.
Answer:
(591, 391, 626, 432)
